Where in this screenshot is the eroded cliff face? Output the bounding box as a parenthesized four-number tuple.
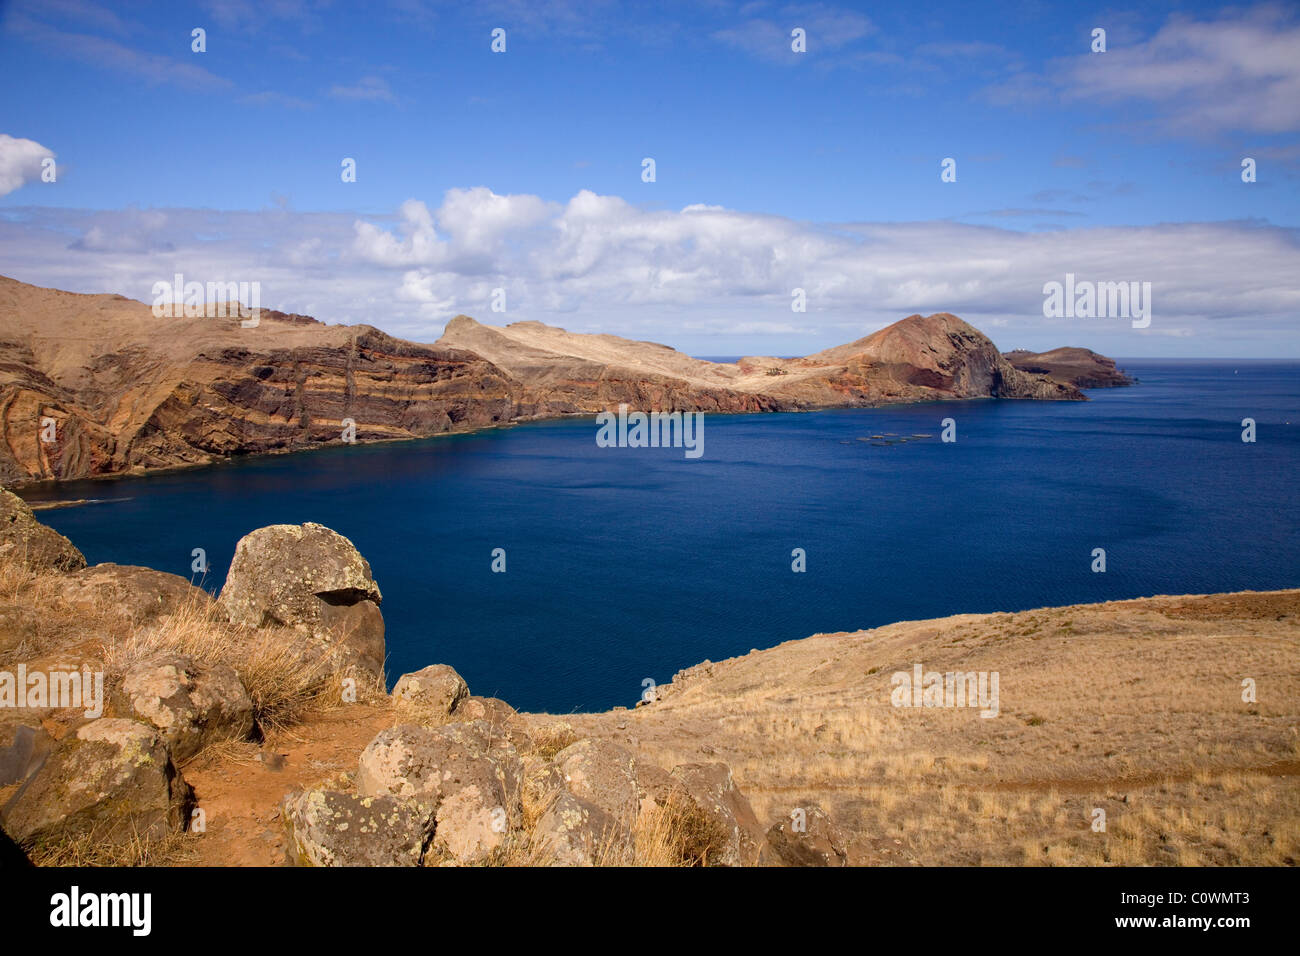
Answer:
(0, 278, 516, 484)
(1003, 347, 1135, 388)
(0, 276, 1086, 485)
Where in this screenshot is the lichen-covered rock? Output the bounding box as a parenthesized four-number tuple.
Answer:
(758, 803, 854, 867)
(355, 721, 522, 863)
(218, 523, 384, 678)
(432, 780, 512, 864)
(553, 739, 639, 827)
(0, 718, 191, 849)
(282, 789, 431, 867)
(113, 654, 254, 761)
(634, 759, 689, 816)
(392, 664, 468, 718)
(521, 754, 564, 822)
(669, 762, 763, 866)
(63, 564, 212, 625)
(0, 489, 86, 572)
(450, 695, 534, 751)
(533, 791, 630, 866)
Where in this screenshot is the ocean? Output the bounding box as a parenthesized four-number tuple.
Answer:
(23, 361, 1300, 713)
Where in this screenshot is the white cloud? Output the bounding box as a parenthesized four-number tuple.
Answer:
(2, 190, 1298, 356)
(0, 134, 55, 197)
(987, 5, 1300, 135)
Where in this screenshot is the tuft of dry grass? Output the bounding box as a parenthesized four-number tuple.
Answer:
(26, 819, 199, 867)
(101, 588, 346, 737)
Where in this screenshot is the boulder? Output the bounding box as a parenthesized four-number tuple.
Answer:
(758, 804, 853, 867)
(0, 489, 85, 572)
(63, 564, 212, 625)
(533, 791, 630, 866)
(0, 718, 192, 849)
(669, 762, 763, 866)
(356, 721, 522, 863)
(392, 664, 468, 718)
(218, 523, 384, 678)
(282, 789, 431, 867)
(113, 654, 254, 762)
(553, 739, 639, 827)
(450, 695, 534, 751)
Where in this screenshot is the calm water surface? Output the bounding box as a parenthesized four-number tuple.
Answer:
(24, 361, 1300, 712)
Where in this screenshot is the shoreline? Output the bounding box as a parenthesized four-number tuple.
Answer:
(11, 386, 1122, 498)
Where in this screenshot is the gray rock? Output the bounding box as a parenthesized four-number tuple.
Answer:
(392, 664, 468, 718)
(553, 739, 639, 827)
(533, 791, 630, 866)
(450, 695, 534, 751)
(356, 720, 523, 864)
(218, 523, 384, 678)
(63, 564, 212, 625)
(282, 789, 431, 867)
(670, 762, 763, 866)
(113, 654, 254, 762)
(0, 718, 192, 849)
(0, 489, 86, 572)
(758, 803, 853, 867)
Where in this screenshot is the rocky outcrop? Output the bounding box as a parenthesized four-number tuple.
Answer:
(1004, 347, 1134, 388)
(282, 789, 431, 867)
(0, 276, 514, 484)
(219, 522, 384, 678)
(62, 564, 211, 625)
(391, 664, 469, 719)
(0, 718, 192, 849)
(759, 803, 856, 867)
(0, 275, 1112, 485)
(0, 488, 85, 571)
(113, 654, 254, 762)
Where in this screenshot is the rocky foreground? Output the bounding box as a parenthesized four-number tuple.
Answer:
(0, 275, 1128, 486)
(0, 490, 1294, 867)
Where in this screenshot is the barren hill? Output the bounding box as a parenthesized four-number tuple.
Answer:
(1, 275, 1099, 485)
(1004, 347, 1134, 388)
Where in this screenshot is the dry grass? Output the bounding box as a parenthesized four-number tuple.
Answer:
(26, 819, 198, 867)
(561, 592, 1300, 866)
(0, 551, 379, 738)
(101, 595, 348, 737)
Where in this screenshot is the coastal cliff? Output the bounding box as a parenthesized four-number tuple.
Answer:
(2, 275, 1104, 485)
(1003, 347, 1135, 388)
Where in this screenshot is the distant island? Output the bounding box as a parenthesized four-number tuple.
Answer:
(0, 275, 1129, 486)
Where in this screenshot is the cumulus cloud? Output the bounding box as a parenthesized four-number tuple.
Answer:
(0, 134, 55, 197)
(1, 190, 1297, 356)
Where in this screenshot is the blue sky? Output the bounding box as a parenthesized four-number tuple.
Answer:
(2, 0, 1298, 356)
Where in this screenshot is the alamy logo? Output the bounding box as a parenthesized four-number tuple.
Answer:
(151, 272, 261, 326)
(0, 665, 103, 718)
(890, 663, 999, 718)
(1042, 273, 1151, 329)
(595, 403, 704, 459)
(50, 886, 151, 936)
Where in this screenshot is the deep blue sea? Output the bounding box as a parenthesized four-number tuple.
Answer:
(21, 361, 1299, 713)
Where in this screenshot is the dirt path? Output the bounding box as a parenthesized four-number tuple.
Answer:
(181, 703, 392, 866)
